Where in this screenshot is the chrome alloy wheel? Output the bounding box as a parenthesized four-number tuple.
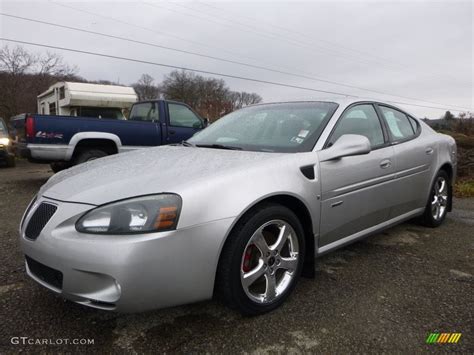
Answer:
(431, 176, 448, 221)
(240, 219, 299, 304)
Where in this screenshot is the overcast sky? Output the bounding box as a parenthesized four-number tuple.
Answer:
(0, 0, 472, 118)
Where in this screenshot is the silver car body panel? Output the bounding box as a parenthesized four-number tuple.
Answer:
(20, 98, 457, 312)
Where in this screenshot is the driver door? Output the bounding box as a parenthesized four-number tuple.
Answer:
(165, 103, 204, 144)
(318, 104, 395, 248)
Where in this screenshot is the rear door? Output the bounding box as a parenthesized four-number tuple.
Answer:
(165, 102, 204, 144)
(319, 103, 395, 248)
(376, 105, 436, 217)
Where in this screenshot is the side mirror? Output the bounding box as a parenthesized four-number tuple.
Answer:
(319, 134, 371, 162)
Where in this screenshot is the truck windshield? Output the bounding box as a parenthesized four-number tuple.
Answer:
(188, 102, 338, 153)
(0, 119, 7, 137)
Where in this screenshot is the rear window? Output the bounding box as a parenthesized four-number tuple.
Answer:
(77, 107, 125, 120)
(129, 102, 159, 122)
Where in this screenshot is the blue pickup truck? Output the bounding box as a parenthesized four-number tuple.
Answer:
(14, 100, 206, 172)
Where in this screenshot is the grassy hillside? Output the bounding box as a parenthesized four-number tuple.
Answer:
(433, 120, 474, 197)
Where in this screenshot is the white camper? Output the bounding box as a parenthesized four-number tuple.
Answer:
(37, 82, 138, 119)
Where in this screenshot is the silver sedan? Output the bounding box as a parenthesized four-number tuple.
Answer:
(20, 99, 457, 314)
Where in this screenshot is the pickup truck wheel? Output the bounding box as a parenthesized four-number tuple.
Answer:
(215, 203, 305, 315)
(74, 149, 108, 165)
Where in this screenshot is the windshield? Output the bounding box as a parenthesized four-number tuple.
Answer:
(188, 102, 338, 152)
(0, 119, 7, 137)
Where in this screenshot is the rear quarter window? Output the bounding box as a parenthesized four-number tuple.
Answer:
(408, 116, 420, 134)
(379, 106, 415, 141)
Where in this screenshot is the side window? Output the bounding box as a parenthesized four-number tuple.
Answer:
(408, 116, 420, 134)
(168, 103, 202, 128)
(379, 106, 415, 141)
(129, 102, 159, 122)
(329, 104, 384, 148)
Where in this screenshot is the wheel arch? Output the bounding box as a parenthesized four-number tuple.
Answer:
(439, 162, 454, 212)
(214, 193, 316, 298)
(261, 195, 315, 278)
(66, 132, 121, 160)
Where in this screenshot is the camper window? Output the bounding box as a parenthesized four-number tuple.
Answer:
(49, 103, 56, 115)
(59, 87, 65, 100)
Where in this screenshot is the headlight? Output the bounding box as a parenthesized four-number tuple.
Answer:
(0, 137, 9, 146)
(76, 194, 182, 234)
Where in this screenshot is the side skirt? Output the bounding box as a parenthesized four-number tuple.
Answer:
(315, 208, 425, 256)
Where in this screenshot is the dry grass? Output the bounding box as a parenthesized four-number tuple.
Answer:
(454, 178, 474, 198)
(438, 130, 474, 181)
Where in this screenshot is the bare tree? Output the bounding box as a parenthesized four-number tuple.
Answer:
(0, 45, 80, 122)
(228, 91, 262, 111)
(161, 70, 199, 105)
(37, 51, 77, 77)
(161, 70, 263, 121)
(133, 74, 160, 101)
(0, 45, 36, 75)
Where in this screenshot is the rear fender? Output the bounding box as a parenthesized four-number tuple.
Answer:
(66, 132, 122, 160)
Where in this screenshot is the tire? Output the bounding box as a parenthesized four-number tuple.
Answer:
(74, 149, 108, 165)
(215, 203, 305, 315)
(50, 162, 70, 173)
(420, 170, 451, 227)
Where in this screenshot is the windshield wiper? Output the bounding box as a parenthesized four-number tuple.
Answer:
(196, 144, 242, 150)
(180, 140, 196, 147)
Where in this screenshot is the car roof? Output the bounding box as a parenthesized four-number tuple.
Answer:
(244, 97, 416, 117)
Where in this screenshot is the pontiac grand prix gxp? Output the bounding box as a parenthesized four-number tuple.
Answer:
(20, 99, 456, 315)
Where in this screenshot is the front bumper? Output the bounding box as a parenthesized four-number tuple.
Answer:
(20, 196, 234, 312)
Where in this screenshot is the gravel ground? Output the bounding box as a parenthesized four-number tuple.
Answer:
(0, 160, 473, 353)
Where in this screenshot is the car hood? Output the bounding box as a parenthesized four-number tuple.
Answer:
(40, 146, 285, 205)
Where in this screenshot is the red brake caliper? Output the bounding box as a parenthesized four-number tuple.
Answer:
(242, 244, 255, 272)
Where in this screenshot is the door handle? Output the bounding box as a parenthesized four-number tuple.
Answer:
(425, 147, 434, 155)
(169, 130, 176, 135)
(379, 159, 392, 169)
(331, 201, 343, 208)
